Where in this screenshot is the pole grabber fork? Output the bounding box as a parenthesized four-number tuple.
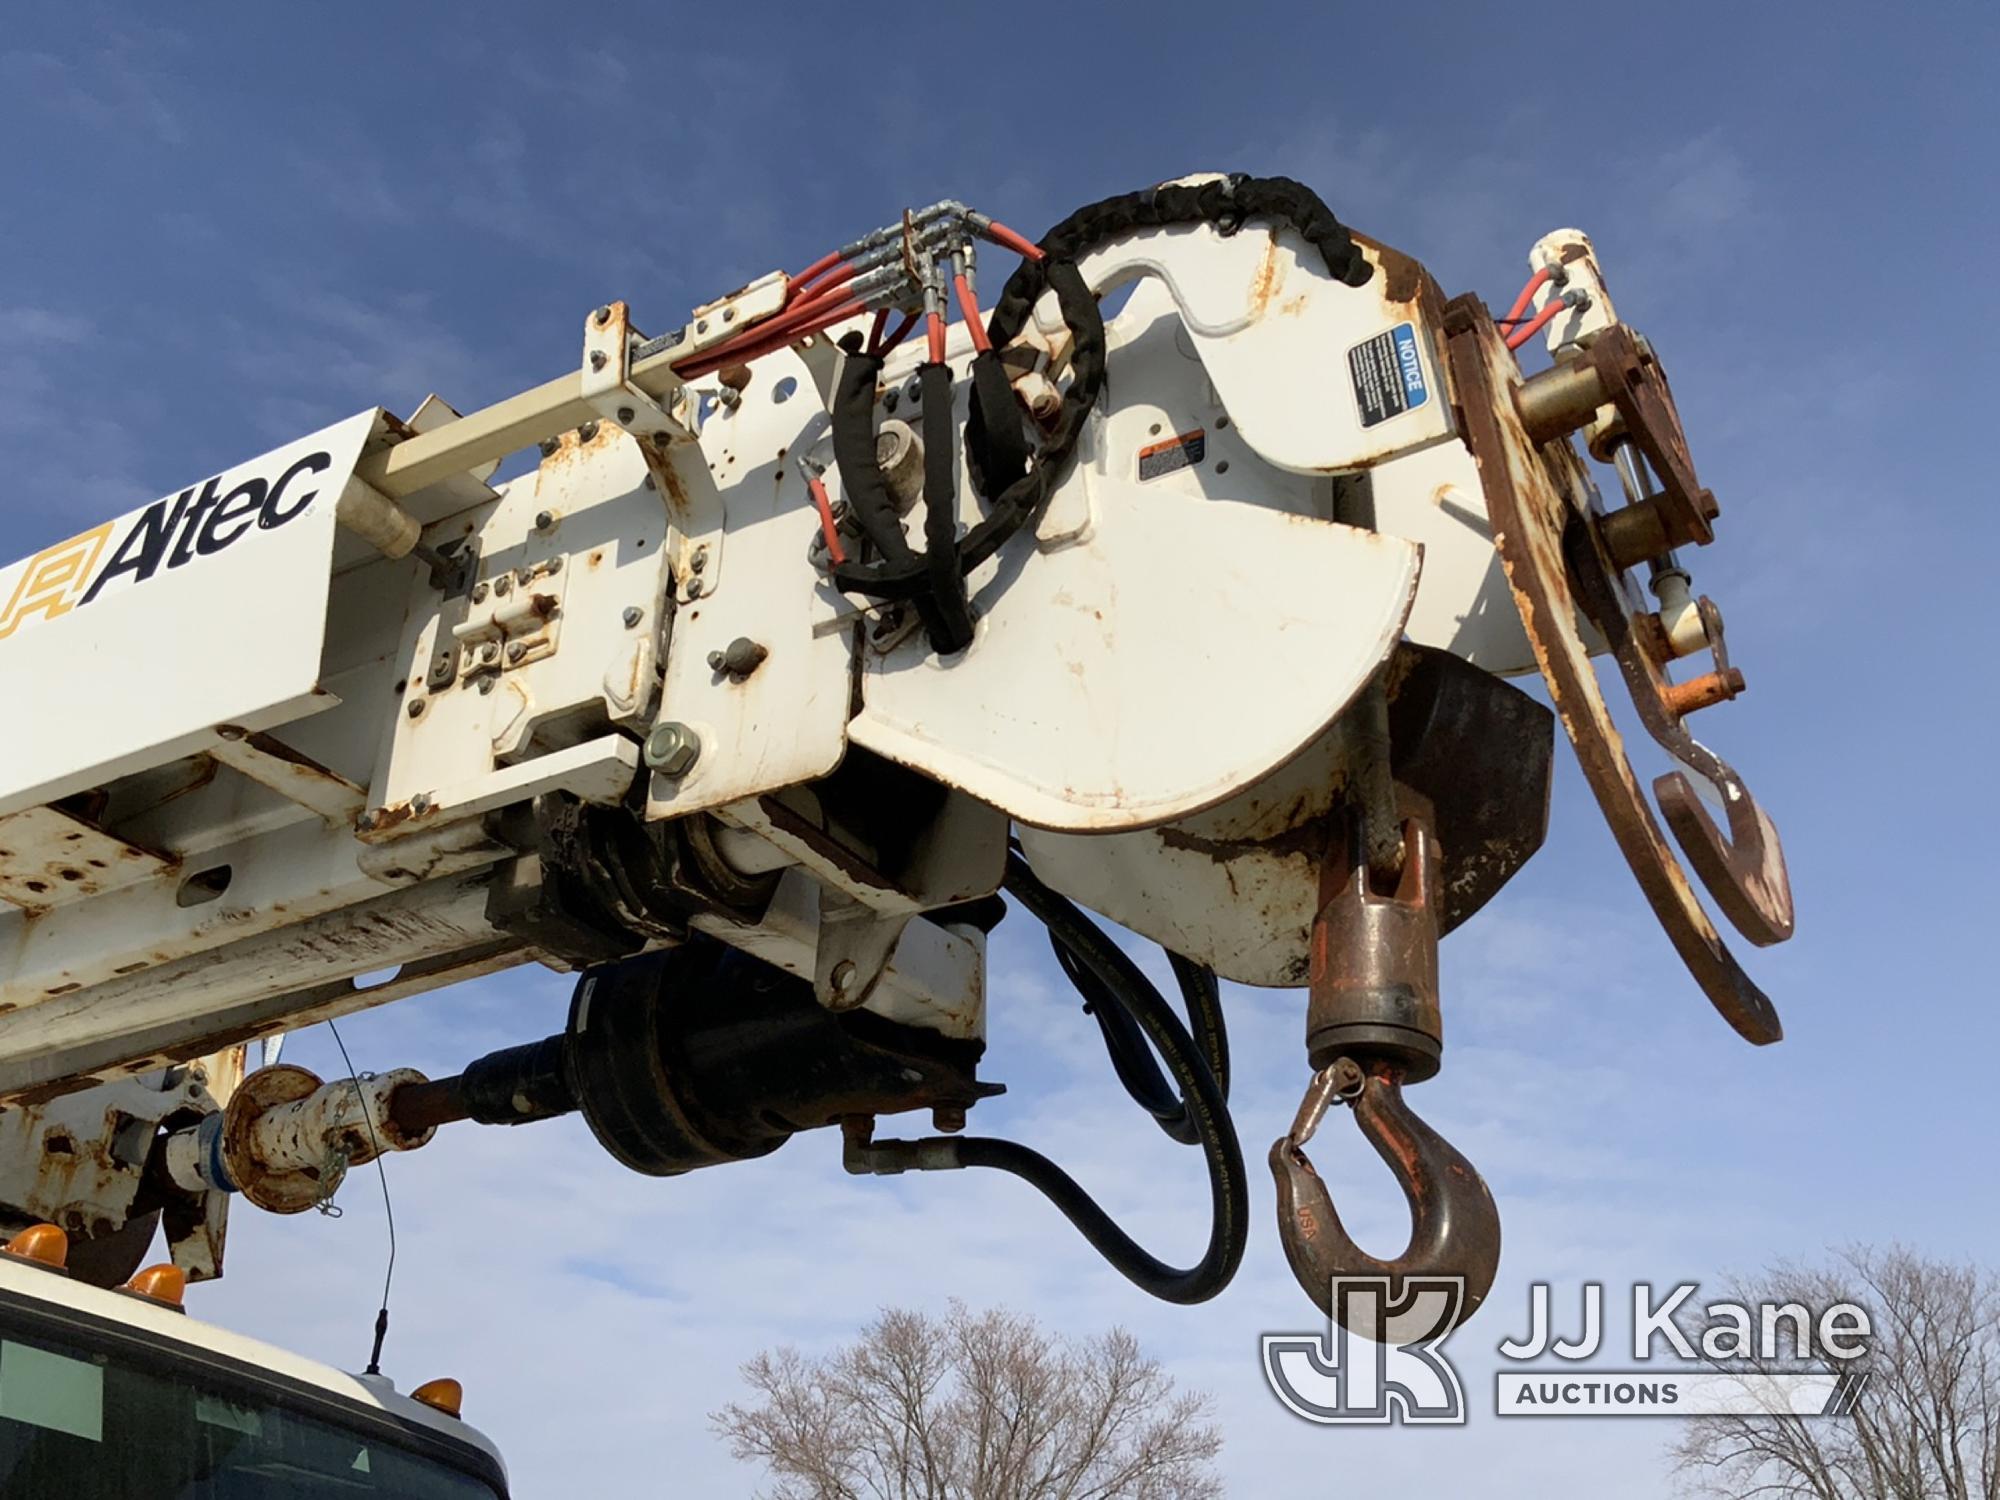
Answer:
(1269, 787, 1502, 1340)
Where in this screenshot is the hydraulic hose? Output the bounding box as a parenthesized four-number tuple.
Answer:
(952, 851, 1246, 1305)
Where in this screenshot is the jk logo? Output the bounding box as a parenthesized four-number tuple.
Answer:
(1262, 1277, 1468, 1425)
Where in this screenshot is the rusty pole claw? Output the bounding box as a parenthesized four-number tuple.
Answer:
(1270, 1057, 1501, 1339)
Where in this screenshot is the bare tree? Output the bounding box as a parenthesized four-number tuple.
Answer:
(712, 1303, 1223, 1500)
(1674, 1246, 2000, 1500)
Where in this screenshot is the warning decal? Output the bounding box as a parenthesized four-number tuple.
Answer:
(1347, 323, 1431, 428)
(1138, 428, 1206, 481)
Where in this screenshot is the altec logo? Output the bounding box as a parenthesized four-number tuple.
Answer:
(0, 449, 333, 640)
(0, 522, 114, 640)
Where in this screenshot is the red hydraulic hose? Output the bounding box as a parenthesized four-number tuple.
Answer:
(807, 475, 848, 564)
(1505, 295, 1569, 352)
(952, 273, 991, 352)
(981, 220, 1045, 261)
(1502, 266, 1553, 329)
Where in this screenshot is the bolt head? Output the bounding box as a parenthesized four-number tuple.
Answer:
(931, 1104, 967, 1133)
(594, 304, 613, 326)
(406, 698, 425, 719)
(478, 676, 495, 695)
(707, 649, 726, 671)
(644, 721, 702, 776)
(506, 642, 527, 663)
(545, 555, 563, 574)
(538, 438, 559, 458)
(472, 582, 489, 603)
(410, 792, 432, 815)
(578, 420, 599, 442)
(535, 510, 554, 531)
(480, 642, 499, 663)
(685, 578, 704, 600)
(617, 405, 635, 424)
(623, 606, 644, 628)
(494, 575, 512, 596)
(589, 350, 608, 371)
(355, 810, 377, 832)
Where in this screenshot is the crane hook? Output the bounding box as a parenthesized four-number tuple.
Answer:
(1270, 1054, 1501, 1340)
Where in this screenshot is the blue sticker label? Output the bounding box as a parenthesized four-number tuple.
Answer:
(1348, 322, 1430, 428)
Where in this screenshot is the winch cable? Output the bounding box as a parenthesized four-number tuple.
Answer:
(937, 850, 1246, 1305)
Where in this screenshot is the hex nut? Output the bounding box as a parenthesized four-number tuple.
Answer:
(644, 722, 702, 777)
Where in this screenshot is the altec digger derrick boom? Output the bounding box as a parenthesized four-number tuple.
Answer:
(0, 174, 1791, 1333)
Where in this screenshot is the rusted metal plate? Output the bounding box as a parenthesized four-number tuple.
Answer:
(0, 805, 174, 913)
(1441, 294, 1783, 1045)
(1018, 645, 1552, 986)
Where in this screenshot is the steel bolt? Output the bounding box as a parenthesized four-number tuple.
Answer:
(696, 318, 709, 335)
(622, 606, 643, 628)
(722, 307, 736, 324)
(707, 649, 726, 671)
(216, 724, 245, 741)
(506, 642, 527, 664)
(538, 438, 559, 458)
(578, 420, 599, 442)
(589, 350, 608, 371)
(478, 677, 495, 695)
(932, 1105, 967, 1133)
(685, 578, 704, 600)
(355, 811, 377, 832)
(494, 574, 513, 597)
(535, 510, 554, 531)
(691, 547, 708, 573)
(594, 305, 613, 326)
(410, 792, 432, 815)
(644, 721, 701, 776)
(406, 698, 425, 719)
(617, 405, 635, 425)
(472, 582, 489, 603)
(480, 642, 499, 664)
(545, 555, 563, 574)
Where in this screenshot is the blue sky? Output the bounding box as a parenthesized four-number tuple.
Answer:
(4, 4, 1995, 1494)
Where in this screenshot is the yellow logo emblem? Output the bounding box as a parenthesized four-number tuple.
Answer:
(0, 522, 115, 640)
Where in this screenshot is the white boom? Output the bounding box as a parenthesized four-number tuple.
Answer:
(0, 176, 1790, 1331)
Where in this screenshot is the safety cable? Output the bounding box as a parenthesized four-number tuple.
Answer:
(325, 1017, 396, 1376)
(948, 851, 1247, 1305)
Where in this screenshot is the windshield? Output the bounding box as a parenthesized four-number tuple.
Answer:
(0, 1318, 501, 1500)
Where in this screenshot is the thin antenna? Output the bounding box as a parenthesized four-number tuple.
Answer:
(325, 1016, 397, 1375)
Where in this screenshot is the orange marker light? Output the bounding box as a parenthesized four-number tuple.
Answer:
(122, 1264, 187, 1308)
(3, 1224, 68, 1268)
(411, 1378, 463, 1418)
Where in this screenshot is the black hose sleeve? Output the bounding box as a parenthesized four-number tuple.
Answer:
(831, 175, 1363, 609)
(980, 850, 1247, 1304)
(919, 361, 975, 653)
(830, 351, 914, 566)
(963, 347, 1031, 501)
